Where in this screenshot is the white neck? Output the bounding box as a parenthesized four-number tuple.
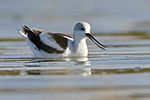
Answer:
(74, 37, 88, 57)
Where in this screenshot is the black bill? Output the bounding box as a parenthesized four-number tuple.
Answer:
(85, 33, 107, 50)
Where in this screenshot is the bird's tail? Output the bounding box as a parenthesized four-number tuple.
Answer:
(19, 25, 32, 38)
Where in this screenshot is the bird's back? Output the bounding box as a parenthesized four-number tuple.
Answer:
(19, 25, 74, 57)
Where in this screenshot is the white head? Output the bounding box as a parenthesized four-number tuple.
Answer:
(73, 21, 106, 50)
(74, 21, 91, 38)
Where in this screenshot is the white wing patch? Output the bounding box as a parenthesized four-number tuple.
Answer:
(39, 33, 64, 51)
(19, 30, 27, 38)
(63, 35, 73, 41)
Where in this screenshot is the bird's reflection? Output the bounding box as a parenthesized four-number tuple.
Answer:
(22, 57, 92, 76)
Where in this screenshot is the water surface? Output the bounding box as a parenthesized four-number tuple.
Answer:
(1, 0, 150, 100)
(0, 32, 150, 100)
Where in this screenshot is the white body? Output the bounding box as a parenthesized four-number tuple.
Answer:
(20, 21, 91, 58)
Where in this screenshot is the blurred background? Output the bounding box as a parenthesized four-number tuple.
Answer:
(1, 1, 150, 100)
(1, 0, 150, 38)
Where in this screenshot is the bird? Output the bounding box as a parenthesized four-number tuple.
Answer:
(19, 21, 106, 58)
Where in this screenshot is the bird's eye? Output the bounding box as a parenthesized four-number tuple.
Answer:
(81, 27, 85, 31)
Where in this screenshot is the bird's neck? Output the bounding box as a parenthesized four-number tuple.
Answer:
(74, 37, 88, 57)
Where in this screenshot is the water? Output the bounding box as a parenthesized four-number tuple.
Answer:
(0, 33, 150, 100)
(1, 0, 150, 38)
(1, 0, 150, 100)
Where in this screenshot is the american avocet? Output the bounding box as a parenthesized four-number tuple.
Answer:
(19, 21, 106, 58)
